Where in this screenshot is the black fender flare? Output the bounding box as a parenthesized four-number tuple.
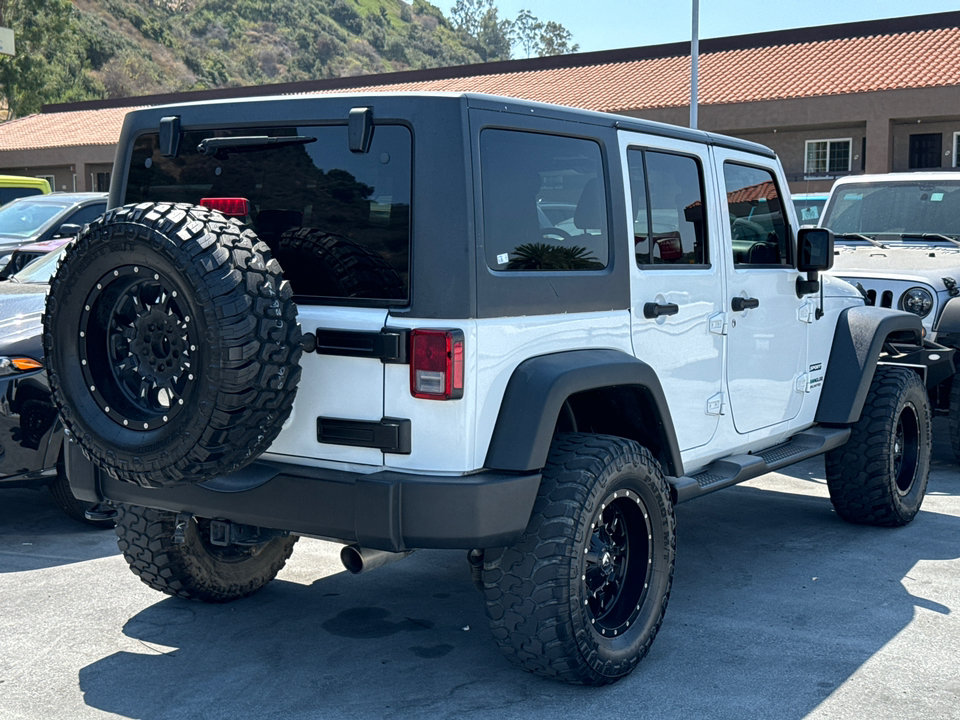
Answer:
(815, 306, 922, 425)
(483, 349, 683, 477)
(935, 296, 960, 336)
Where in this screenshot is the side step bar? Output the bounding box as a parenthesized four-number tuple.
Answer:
(667, 426, 851, 504)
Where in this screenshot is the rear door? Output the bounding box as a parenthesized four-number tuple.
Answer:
(123, 122, 413, 466)
(622, 131, 725, 452)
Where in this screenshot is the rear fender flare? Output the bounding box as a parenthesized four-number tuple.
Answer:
(483, 349, 683, 476)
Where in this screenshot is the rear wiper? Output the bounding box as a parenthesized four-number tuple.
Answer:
(899, 232, 960, 247)
(196, 135, 316, 157)
(835, 232, 886, 248)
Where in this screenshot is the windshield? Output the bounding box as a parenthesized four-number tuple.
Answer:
(822, 180, 960, 240)
(11, 244, 67, 284)
(0, 198, 71, 238)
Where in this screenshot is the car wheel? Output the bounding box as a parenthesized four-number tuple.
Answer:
(43, 202, 302, 489)
(825, 366, 931, 526)
(115, 504, 298, 603)
(483, 433, 676, 685)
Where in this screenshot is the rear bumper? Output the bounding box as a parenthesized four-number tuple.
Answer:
(65, 443, 541, 552)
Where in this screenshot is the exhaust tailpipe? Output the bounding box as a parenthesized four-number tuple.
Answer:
(340, 544, 413, 574)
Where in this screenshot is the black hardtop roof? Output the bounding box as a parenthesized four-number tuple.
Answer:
(123, 91, 776, 160)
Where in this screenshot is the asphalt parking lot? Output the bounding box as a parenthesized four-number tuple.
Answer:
(1, 421, 958, 720)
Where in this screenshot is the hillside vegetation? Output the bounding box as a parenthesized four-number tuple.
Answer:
(0, 0, 577, 118)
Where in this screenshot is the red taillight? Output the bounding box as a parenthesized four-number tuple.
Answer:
(410, 329, 464, 400)
(200, 197, 250, 217)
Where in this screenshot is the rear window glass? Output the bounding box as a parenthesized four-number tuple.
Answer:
(480, 129, 608, 272)
(125, 124, 412, 304)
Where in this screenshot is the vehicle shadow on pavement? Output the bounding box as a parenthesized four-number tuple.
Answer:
(76, 476, 960, 720)
(0, 487, 116, 572)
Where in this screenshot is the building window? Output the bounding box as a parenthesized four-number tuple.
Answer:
(37, 174, 55, 189)
(908, 133, 942, 169)
(94, 172, 111, 192)
(804, 138, 852, 174)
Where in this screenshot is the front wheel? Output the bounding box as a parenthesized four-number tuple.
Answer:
(115, 504, 298, 602)
(483, 433, 676, 685)
(825, 366, 931, 526)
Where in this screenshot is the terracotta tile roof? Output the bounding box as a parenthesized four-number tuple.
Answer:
(338, 26, 960, 113)
(0, 106, 138, 151)
(3, 14, 960, 152)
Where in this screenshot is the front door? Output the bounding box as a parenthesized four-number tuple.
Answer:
(713, 151, 808, 435)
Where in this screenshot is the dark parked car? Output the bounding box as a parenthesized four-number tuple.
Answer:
(0, 192, 107, 277)
(0, 250, 112, 525)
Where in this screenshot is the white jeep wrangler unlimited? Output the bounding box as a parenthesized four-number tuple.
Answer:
(823, 171, 960, 465)
(47, 93, 952, 685)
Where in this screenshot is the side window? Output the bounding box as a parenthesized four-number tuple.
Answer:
(723, 163, 791, 267)
(481, 129, 607, 271)
(628, 149, 707, 266)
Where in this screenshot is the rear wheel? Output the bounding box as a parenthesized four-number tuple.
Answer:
(483, 433, 675, 685)
(825, 366, 931, 526)
(43, 202, 302, 489)
(115, 504, 298, 603)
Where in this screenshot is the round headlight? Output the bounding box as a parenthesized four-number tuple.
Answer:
(899, 287, 934, 318)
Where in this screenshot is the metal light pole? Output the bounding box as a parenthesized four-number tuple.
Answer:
(690, 0, 699, 129)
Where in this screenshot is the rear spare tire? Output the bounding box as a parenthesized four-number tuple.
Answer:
(43, 202, 302, 488)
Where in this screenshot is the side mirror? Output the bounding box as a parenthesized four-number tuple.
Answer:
(54, 223, 82, 238)
(797, 227, 834, 272)
(796, 227, 834, 297)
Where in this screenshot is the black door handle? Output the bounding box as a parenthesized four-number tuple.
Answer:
(732, 297, 760, 312)
(643, 302, 680, 319)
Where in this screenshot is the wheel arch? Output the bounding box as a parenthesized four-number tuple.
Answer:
(816, 306, 923, 425)
(935, 296, 960, 336)
(483, 349, 683, 477)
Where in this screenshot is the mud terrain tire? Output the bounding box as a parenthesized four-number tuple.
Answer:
(43, 202, 301, 489)
(115, 504, 298, 602)
(483, 433, 676, 685)
(825, 366, 931, 526)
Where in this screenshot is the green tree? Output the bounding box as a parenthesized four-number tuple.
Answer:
(509, 8, 579, 58)
(450, 0, 510, 61)
(537, 20, 578, 56)
(0, 0, 103, 118)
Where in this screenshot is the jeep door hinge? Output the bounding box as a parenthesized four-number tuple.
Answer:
(706, 392, 726, 416)
(708, 312, 728, 336)
(797, 301, 817, 324)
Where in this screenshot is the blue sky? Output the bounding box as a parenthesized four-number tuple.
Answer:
(479, 1, 960, 54)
